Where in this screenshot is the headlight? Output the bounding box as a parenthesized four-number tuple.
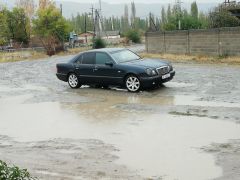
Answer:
(146, 68, 157, 76)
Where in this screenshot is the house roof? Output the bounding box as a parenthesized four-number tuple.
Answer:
(79, 31, 120, 37)
(96, 31, 120, 37)
(79, 32, 94, 37)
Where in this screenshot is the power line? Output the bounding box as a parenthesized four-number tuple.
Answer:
(149, 12, 158, 31)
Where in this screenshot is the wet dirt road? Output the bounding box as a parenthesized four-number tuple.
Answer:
(0, 53, 240, 180)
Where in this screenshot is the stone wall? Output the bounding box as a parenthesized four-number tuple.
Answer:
(145, 27, 240, 56)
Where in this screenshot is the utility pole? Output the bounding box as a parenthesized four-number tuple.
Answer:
(90, 4, 94, 32)
(99, 0, 102, 12)
(93, 9, 98, 48)
(59, 3, 64, 50)
(60, 4, 63, 16)
(176, 0, 183, 30)
(111, 16, 114, 31)
(84, 13, 87, 33)
(84, 13, 87, 44)
(98, 0, 103, 33)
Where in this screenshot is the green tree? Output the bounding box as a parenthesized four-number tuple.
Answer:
(162, 16, 177, 31)
(191, 1, 198, 19)
(167, 4, 172, 22)
(0, 7, 30, 44)
(69, 13, 94, 34)
(131, 1, 136, 28)
(161, 7, 167, 24)
(181, 14, 201, 30)
(33, 4, 70, 55)
(161, 2, 209, 31)
(123, 4, 129, 32)
(199, 12, 209, 29)
(0, 8, 8, 45)
(15, 8, 30, 44)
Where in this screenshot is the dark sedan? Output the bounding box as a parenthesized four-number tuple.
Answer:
(56, 48, 175, 92)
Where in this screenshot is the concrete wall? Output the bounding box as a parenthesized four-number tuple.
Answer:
(146, 27, 240, 56)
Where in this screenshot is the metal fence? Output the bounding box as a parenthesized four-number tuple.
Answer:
(0, 47, 45, 53)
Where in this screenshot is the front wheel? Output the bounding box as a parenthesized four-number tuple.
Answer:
(68, 73, 81, 89)
(125, 75, 141, 92)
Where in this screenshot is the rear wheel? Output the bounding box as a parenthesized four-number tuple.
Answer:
(68, 73, 81, 89)
(125, 75, 141, 92)
(102, 85, 109, 89)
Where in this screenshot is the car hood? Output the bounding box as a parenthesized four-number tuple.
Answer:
(124, 58, 169, 69)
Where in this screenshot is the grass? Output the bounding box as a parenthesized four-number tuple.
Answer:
(0, 47, 91, 63)
(61, 46, 92, 55)
(2, 46, 240, 66)
(140, 53, 240, 65)
(0, 51, 48, 63)
(0, 43, 130, 63)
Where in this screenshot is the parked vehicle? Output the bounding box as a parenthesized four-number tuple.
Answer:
(56, 48, 175, 92)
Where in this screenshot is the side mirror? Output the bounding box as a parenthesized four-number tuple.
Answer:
(105, 61, 114, 66)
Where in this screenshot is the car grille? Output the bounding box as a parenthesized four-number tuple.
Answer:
(157, 66, 171, 75)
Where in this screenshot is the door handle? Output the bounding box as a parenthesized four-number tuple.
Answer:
(93, 66, 99, 71)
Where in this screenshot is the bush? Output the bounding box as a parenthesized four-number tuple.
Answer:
(0, 160, 36, 180)
(93, 37, 106, 49)
(126, 29, 141, 43)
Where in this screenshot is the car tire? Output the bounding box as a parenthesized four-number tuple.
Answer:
(68, 73, 81, 89)
(94, 84, 102, 88)
(102, 85, 109, 89)
(125, 75, 141, 92)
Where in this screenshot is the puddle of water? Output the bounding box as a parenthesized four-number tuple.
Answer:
(174, 95, 240, 108)
(0, 95, 240, 180)
(0, 85, 48, 92)
(35, 171, 84, 180)
(165, 82, 195, 88)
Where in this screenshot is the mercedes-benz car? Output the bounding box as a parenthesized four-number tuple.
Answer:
(56, 48, 175, 92)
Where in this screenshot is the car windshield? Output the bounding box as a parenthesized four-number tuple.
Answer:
(111, 49, 141, 63)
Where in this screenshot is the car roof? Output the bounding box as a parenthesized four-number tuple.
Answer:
(70, 48, 127, 63)
(85, 48, 126, 54)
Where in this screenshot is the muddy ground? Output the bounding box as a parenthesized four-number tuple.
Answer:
(0, 51, 240, 180)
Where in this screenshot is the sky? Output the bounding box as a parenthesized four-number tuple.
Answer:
(59, 0, 224, 3)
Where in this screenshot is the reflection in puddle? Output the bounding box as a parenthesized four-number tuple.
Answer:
(65, 92, 174, 121)
(0, 95, 240, 180)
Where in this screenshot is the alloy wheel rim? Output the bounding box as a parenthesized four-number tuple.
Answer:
(126, 76, 140, 92)
(69, 74, 78, 87)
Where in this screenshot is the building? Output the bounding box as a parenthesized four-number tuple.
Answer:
(223, 0, 240, 19)
(78, 31, 121, 45)
(78, 32, 95, 45)
(96, 31, 121, 39)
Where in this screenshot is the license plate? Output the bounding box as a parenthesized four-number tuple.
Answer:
(162, 73, 171, 79)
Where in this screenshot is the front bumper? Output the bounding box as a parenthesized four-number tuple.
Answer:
(140, 71, 175, 88)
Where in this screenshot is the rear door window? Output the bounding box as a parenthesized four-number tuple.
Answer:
(95, 52, 112, 65)
(82, 52, 95, 64)
(75, 55, 83, 64)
